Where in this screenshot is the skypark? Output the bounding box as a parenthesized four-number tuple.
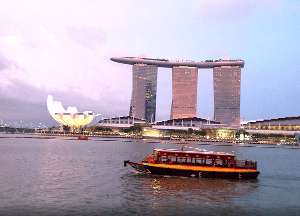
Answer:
(110, 55, 243, 125)
(110, 57, 244, 68)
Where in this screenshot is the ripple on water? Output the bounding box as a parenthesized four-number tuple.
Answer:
(0, 137, 299, 215)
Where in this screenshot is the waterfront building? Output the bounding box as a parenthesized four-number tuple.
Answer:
(110, 56, 245, 125)
(97, 116, 147, 128)
(129, 64, 157, 122)
(213, 66, 241, 125)
(171, 66, 198, 119)
(154, 117, 220, 129)
(47, 95, 95, 131)
(244, 116, 300, 131)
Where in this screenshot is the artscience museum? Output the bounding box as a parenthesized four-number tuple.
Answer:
(47, 95, 95, 131)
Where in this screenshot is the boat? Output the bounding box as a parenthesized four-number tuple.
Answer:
(78, 135, 88, 140)
(124, 147, 260, 179)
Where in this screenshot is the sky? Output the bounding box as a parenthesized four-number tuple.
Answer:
(0, 0, 299, 127)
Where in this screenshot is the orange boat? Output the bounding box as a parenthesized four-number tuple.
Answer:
(78, 136, 88, 140)
(124, 147, 260, 179)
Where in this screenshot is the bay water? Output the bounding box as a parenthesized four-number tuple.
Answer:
(0, 134, 299, 215)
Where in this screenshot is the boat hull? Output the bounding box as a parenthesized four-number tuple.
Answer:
(124, 160, 260, 180)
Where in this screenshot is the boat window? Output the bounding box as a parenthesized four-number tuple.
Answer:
(226, 159, 233, 168)
(171, 156, 178, 164)
(160, 155, 170, 163)
(205, 158, 213, 166)
(156, 153, 235, 167)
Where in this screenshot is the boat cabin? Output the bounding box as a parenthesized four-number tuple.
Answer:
(143, 148, 257, 170)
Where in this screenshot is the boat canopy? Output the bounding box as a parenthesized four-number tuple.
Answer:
(153, 148, 236, 160)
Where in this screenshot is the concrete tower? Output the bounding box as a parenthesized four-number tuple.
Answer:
(171, 66, 198, 119)
(213, 66, 241, 125)
(110, 56, 244, 124)
(129, 64, 157, 122)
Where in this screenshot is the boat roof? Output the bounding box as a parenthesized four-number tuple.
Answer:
(154, 148, 235, 157)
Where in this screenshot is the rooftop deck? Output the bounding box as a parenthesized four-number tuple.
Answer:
(110, 57, 245, 68)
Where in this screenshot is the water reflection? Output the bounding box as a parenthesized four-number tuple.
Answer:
(122, 173, 258, 214)
(35, 142, 94, 208)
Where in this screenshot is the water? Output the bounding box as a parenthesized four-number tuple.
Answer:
(0, 134, 299, 215)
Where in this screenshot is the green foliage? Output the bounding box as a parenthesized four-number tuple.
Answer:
(193, 129, 207, 136)
(123, 128, 130, 133)
(173, 129, 187, 134)
(172, 128, 207, 136)
(63, 125, 70, 131)
(236, 130, 249, 138)
(243, 131, 249, 136)
(48, 126, 55, 132)
(123, 125, 142, 133)
(199, 129, 207, 136)
(95, 126, 112, 132)
(188, 128, 193, 134)
(252, 133, 286, 138)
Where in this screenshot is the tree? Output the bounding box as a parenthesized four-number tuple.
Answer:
(123, 128, 130, 133)
(63, 125, 70, 131)
(49, 126, 55, 132)
(199, 129, 207, 136)
(128, 125, 142, 133)
(134, 125, 142, 132)
(95, 127, 112, 132)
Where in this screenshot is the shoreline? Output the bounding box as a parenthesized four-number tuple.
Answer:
(1, 132, 298, 146)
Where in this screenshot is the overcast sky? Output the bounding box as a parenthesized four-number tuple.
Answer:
(0, 0, 299, 127)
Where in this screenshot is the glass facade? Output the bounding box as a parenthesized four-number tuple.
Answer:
(213, 66, 241, 125)
(171, 66, 198, 119)
(129, 64, 157, 122)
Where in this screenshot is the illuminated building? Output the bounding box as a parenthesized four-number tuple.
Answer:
(111, 56, 245, 125)
(213, 66, 241, 125)
(47, 95, 95, 130)
(171, 66, 198, 119)
(243, 116, 300, 131)
(129, 64, 157, 122)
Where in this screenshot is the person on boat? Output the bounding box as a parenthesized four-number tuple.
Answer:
(213, 161, 218, 167)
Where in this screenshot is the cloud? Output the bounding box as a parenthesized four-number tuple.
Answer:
(0, 0, 146, 104)
(66, 26, 107, 49)
(0, 23, 131, 101)
(40, 28, 58, 45)
(0, 0, 298, 125)
(0, 7, 134, 124)
(193, 0, 283, 23)
(0, 78, 130, 126)
(0, 52, 9, 71)
(0, 51, 19, 71)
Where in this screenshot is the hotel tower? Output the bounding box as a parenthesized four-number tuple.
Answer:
(110, 56, 244, 125)
(171, 66, 198, 119)
(213, 66, 241, 125)
(129, 64, 157, 122)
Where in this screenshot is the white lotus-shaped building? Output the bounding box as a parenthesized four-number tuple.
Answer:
(47, 95, 95, 128)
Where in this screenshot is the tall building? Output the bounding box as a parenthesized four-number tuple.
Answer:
(129, 64, 157, 122)
(213, 66, 241, 125)
(111, 56, 245, 125)
(171, 66, 198, 119)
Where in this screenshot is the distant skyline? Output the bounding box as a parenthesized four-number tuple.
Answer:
(0, 0, 299, 126)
